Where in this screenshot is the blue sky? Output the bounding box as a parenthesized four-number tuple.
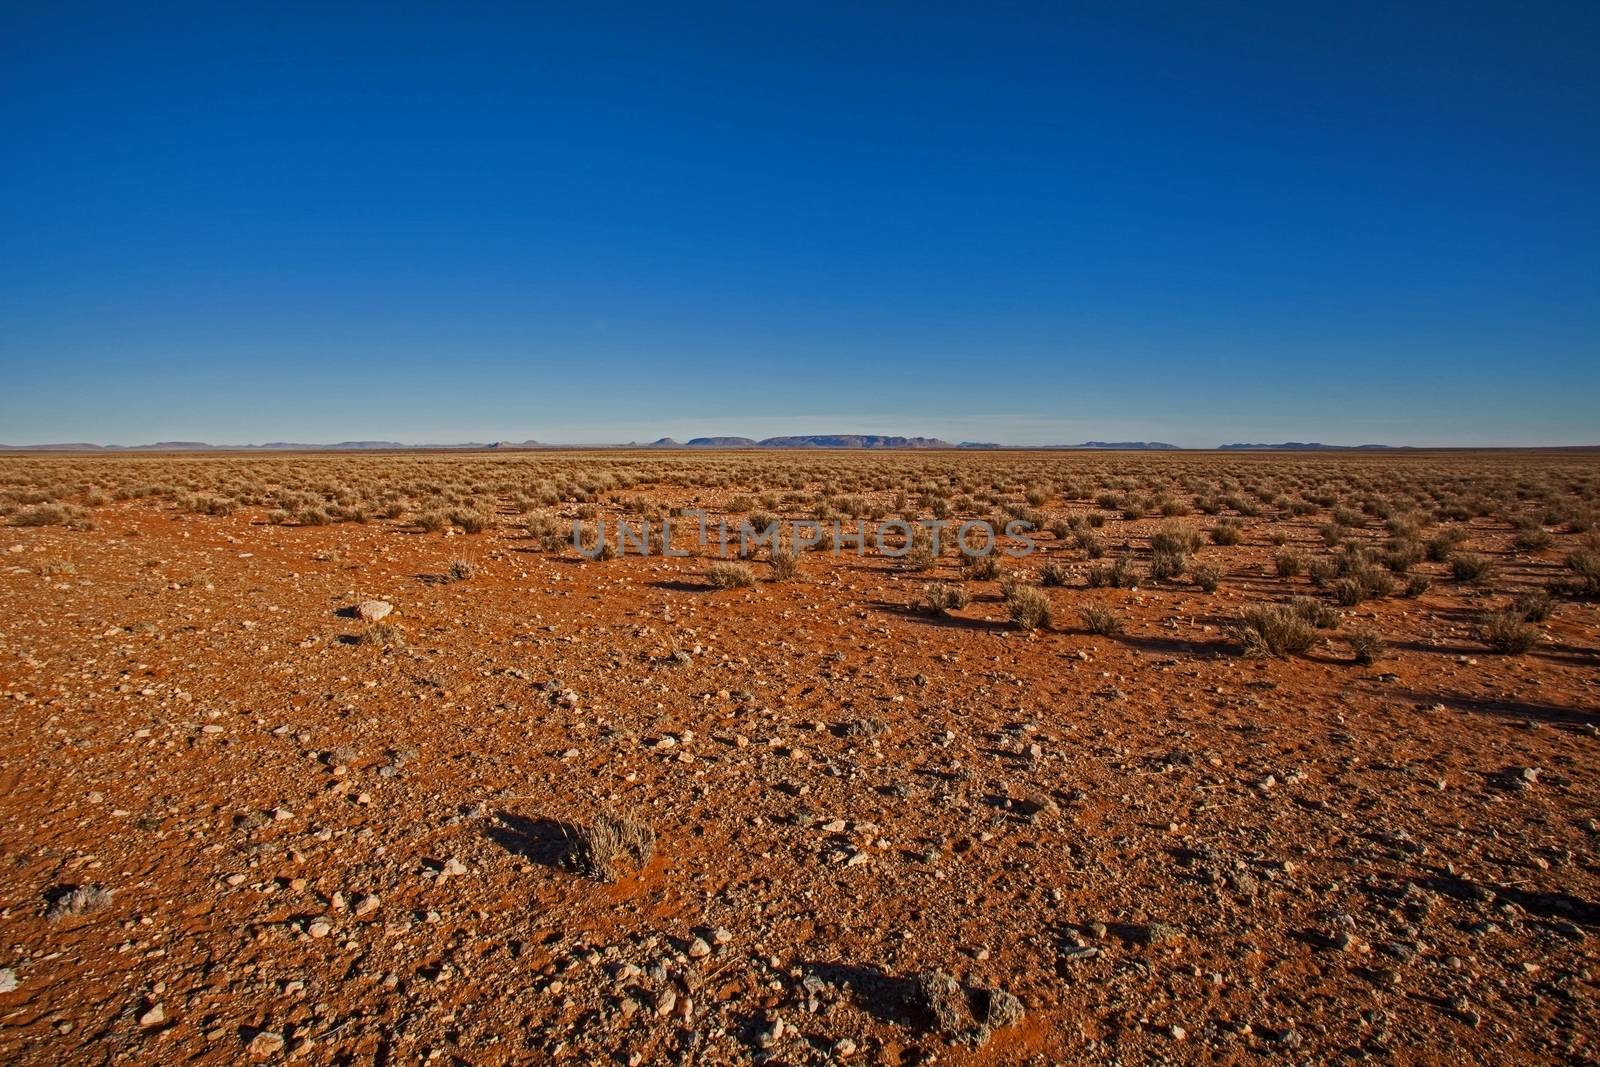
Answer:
(2, 2, 1597, 446)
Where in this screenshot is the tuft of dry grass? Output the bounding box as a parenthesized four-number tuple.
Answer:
(1079, 604, 1124, 635)
(705, 561, 756, 589)
(1005, 584, 1052, 630)
(1230, 604, 1318, 658)
(1347, 627, 1385, 665)
(358, 623, 404, 649)
(47, 884, 113, 920)
(1480, 610, 1539, 654)
(569, 809, 654, 881)
(920, 582, 970, 615)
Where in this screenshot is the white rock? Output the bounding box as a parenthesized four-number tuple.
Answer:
(356, 600, 393, 622)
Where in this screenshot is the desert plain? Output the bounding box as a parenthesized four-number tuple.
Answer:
(0, 449, 1596, 1065)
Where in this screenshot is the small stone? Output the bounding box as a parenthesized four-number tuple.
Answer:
(307, 918, 332, 939)
(353, 894, 380, 917)
(686, 937, 712, 958)
(356, 600, 392, 622)
(248, 1031, 286, 1058)
(0, 968, 16, 993)
(138, 1003, 166, 1028)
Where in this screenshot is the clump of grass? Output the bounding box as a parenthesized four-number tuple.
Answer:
(1480, 610, 1540, 654)
(1402, 574, 1433, 598)
(1512, 523, 1551, 552)
(1230, 604, 1318, 658)
(920, 581, 970, 615)
(358, 623, 404, 649)
(1559, 549, 1600, 597)
(416, 510, 448, 533)
(1347, 627, 1385, 665)
(444, 559, 475, 582)
(12, 504, 70, 527)
(1510, 588, 1554, 622)
(960, 552, 1001, 581)
(1079, 604, 1124, 635)
(1086, 555, 1138, 589)
(46, 884, 113, 920)
(449, 508, 493, 534)
(1149, 548, 1186, 581)
(1005, 584, 1052, 630)
(1209, 521, 1244, 546)
(1307, 557, 1338, 587)
(568, 809, 655, 881)
(705, 561, 756, 589)
(1450, 553, 1494, 583)
(1151, 521, 1202, 556)
(1275, 550, 1305, 578)
(1289, 596, 1341, 629)
(769, 548, 801, 582)
(1039, 560, 1071, 587)
(1190, 561, 1223, 593)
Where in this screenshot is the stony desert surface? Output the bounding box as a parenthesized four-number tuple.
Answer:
(0, 450, 1596, 1065)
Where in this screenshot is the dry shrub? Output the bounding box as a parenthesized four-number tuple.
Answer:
(444, 559, 475, 582)
(769, 548, 801, 582)
(961, 552, 1001, 581)
(569, 810, 654, 881)
(920, 581, 970, 615)
(1079, 604, 1124, 635)
(1450, 553, 1494, 583)
(1347, 627, 1385, 665)
(1190, 561, 1223, 592)
(1005, 584, 1052, 630)
(705, 561, 756, 589)
(1275, 550, 1305, 577)
(416, 510, 448, 533)
(1510, 589, 1554, 622)
(47, 884, 113, 920)
(449, 508, 493, 534)
(358, 623, 404, 649)
(1230, 604, 1318, 658)
(1480, 610, 1539, 654)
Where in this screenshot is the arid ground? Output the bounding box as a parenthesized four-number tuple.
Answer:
(0, 450, 1596, 1065)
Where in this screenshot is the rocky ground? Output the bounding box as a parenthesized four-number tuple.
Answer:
(0, 453, 1597, 1065)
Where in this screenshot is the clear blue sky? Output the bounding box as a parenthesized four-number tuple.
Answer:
(2, 2, 1597, 446)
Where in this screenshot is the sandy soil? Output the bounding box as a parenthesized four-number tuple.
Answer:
(0, 451, 1596, 1065)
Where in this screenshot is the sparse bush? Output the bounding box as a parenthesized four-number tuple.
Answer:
(1209, 521, 1244, 546)
(920, 582, 970, 615)
(1149, 548, 1186, 581)
(1230, 604, 1318, 658)
(1275, 551, 1305, 578)
(1190, 561, 1223, 592)
(358, 623, 404, 649)
(46, 884, 113, 920)
(961, 552, 1001, 581)
(705, 561, 756, 589)
(1079, 604, 1124, 635)
(1560, 549, 1600, 596)
(1289, 596, 1341, 629)
(416, 510, 448, 533)
(449, 508, 493, 534)
(1005, 585, 1052, 630)
(1307, 557, 1338, 588)
(1347, 627, 1385, 665)
(1086, 554, 1138, 589)
(1402, 575, 1433, 598)
(1480, 610, 1539, 654)
(1450, 553, 1494, 583)
(1029, 559, 1066, 587)
(769, 548, 801, 582)
(1512, 524, 1552, 552)
(1151, 521, 1202, 555)
(1510, 588, 1554, 622)
(569, 809, 654, 881)
(444, 558, 475, 582)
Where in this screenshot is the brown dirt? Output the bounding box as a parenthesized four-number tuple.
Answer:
(0, 450, 1596, 1064)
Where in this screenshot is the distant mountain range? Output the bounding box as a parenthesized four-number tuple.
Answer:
(6, 437, 1586, 453)
(1217, 442, 1402, 451)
